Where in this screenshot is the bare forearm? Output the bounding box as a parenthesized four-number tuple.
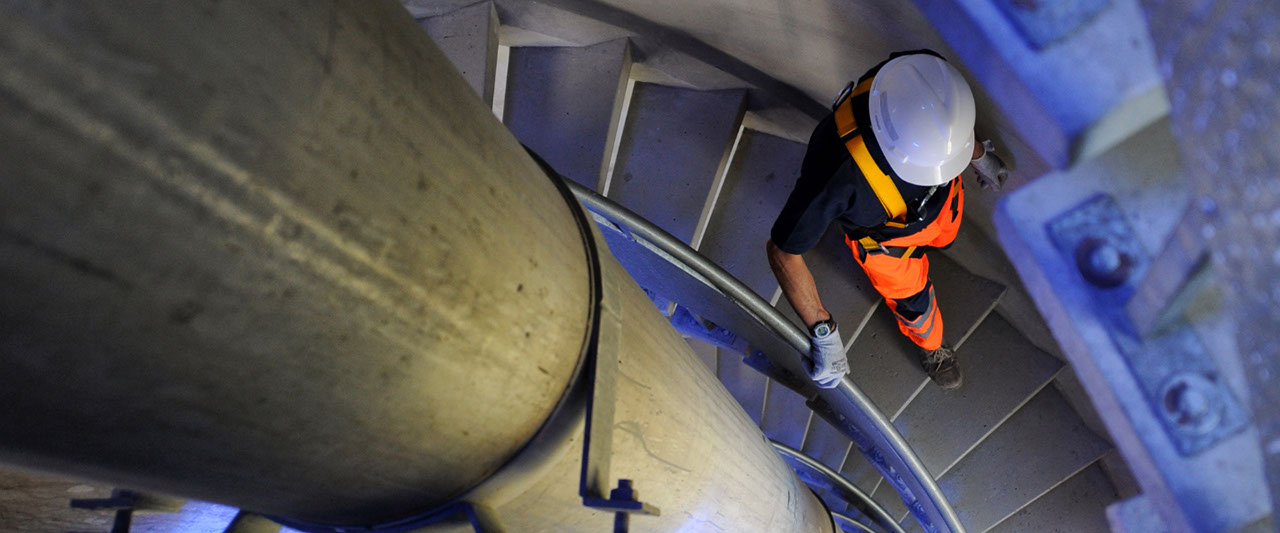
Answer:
(766, 240, 831, 328)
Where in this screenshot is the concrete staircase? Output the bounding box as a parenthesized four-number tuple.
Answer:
(414, 2, 1119, 531)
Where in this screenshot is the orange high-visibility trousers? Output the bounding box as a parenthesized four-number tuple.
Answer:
(845, 180, 964, 351)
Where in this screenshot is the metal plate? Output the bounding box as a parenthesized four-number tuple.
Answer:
(1046, 195, 1247, 455)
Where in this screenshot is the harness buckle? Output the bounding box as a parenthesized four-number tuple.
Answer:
(831, 81, 855, 110)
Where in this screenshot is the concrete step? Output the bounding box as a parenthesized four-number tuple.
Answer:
(844, 304, 928, 419)
(799, 417, 853, 476)
(419, 1, 498, 106)
(988, 463, 1117, 533)
(761, 384, 812, 449)
(605, 83, 746, 243)
(775, 227, 880, 338)
(685, 337, 719, 375)
(833, 504, 872, 531)
(837, 448, 903, 525)
(834, 315, 922, 504)
(715, 346, 767, 426)
(696, 129, 808, 297)
(892, 312, 1063, 478)
(928, 252, 1006, 349)
(503, 39, 632, 190)
(843, 248, 1009, 422)
(929, 386, 1113, 532)
(877, 488, 911, 531)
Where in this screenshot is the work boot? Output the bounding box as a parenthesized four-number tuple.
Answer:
(921, 345, 962, 390)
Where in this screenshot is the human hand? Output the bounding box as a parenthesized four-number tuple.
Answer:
(972, 140, 1008, 192)
(808, 321, 848, 389)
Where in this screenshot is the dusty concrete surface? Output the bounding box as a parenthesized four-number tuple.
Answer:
(0, 469, 114, 532)
(1142, 0, 1280, 521)
(0, 0, 590, 524)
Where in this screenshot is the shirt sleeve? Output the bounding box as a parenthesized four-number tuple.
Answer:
(770, 170, 852, 255)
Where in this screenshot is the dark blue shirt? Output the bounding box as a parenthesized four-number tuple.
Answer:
(770, 50, 957, 255)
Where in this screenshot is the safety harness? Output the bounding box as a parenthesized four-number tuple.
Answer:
(831, 77, 937, 259)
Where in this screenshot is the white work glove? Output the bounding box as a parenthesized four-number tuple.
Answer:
(971, 139, 1008, 192)
(807, 320, 848, 389)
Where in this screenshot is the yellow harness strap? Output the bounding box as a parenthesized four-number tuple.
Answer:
(833, 78, 908, 226)
(834, 78, 873, 137)
(847, 136, 908, 224)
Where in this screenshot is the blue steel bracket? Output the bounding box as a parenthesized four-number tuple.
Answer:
(1045, 195, 1247, 455)
(583, 479, 660, 533)
(669, 305, 750, 354)
(807, 398, 938, 533)
(69, 490, 146, 533)
(70, 490, 141, 511)
(743, 349, 813, 394)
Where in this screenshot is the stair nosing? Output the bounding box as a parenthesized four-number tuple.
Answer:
(950, 286, 1007, 351)
(889, 378, 930, 422)
(492, 44, 511, 121)
(978, 456, 1110, 533)
(690, 121, 747, 251)
(595, 41, 634, 194)
(797, 409, 816, 451)
(598, 77, 637, 196)
(932, 366, 1065, 480)
(843, 297, 882, 354)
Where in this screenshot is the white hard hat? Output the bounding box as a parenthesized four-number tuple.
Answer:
(867, 54, 976, 187)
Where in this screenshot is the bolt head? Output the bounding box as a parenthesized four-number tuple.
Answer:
(1161, 373, 1221, 436)
(1074, 238, 1134, 288)
(1089, 244, 1122, 273)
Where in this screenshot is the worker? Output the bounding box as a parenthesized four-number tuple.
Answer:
(766, 50, 1007, 391)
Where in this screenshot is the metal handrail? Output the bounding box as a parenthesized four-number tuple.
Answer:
(832, 512, 878, 533)
(565, 179, 965, 533)
(771, 440, 906, 533)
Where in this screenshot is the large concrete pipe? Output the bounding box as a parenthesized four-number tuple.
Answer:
(0, 1, 833, 531)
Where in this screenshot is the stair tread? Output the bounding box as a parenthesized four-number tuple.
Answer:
(936, 386, 1113, 532)
(504, 40, 630, 189)
(799, 418, 853, 475)
(420, 1, 496, 104)
(843, 247, 1008, 420)
(987, 463, 1117, 533)
(892, 312, 1063, 477)
(776, 227, 880, 338)
(928, 252, 1006, 349)
(845, 304, 928, 417)
(607, 83, 745, 243)
(715, 347, 767, 426)
(869, 482, 911, 529)
(837, 450, 892, 518)
(698, 129, 807, 298)
(760, 384, 810, 449)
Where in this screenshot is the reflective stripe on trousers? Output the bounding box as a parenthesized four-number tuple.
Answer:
(846, 179, 964, 351)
